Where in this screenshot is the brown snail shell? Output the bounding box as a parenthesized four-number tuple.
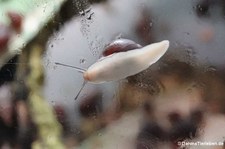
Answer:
(102, 38, 142, 56)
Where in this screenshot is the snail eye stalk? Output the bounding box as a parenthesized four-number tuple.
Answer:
(74, 81, 87, 100)
(55, 62, 86, 73)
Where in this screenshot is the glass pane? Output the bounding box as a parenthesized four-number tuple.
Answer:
(0, 0, 225, 148)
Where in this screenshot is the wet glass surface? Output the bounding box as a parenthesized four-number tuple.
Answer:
(0, 0, 225, 148)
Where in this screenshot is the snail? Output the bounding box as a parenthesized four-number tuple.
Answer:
(55, 39, 169, 99)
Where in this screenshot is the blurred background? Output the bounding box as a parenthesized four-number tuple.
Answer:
(0, 0, 225, 148)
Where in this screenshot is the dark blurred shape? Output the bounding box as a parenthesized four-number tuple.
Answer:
(54, 105, 69, 134)
(195, 0, 210, 17)
(190, 109, 204, 125)
(0, 118, 17, 147)
(0, 100, 18, 148)
(195, 0, 225, 18)
(0, 84, 36, 149)
(78, 91, 104, 141)
(54, 105, 66, 124)
(0, 24, 10, 53)
(60, 0, 107, 24)
(79, 92, 103, 118)
(168, 112, 181, 124)
(135, 8, 154, 45)
(137, 122, 166, 149)
(143, 102, 153, 115)
(127, 60, 196, 95)
(136, 108, 204, 149)
(222, 1, 225, 17)
(169, 110, 203, 142)
(0, 56, 18, 86)
(16, 100, 37, 149)
(136, 140, 155, 149)
(59, 0, 82, 24)
(89, 0, 107, 3)
(158, 60, 196, 84)
(200, 69, 225, 114)
(169, 121, 196, 140)
(14, 83, 29, 101)
(127, 72, 161, 95)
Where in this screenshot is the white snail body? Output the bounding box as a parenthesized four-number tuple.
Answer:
(84, 40, 169, 84)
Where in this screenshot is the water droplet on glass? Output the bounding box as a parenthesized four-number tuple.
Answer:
(205, 66, 217, 72)
(149, 22, 153, 27)
(87, 12, 94, 20)
(51, 101, 55, 106)
(79, 10, 85, 16)
(80, 58, 86, 64)
(184, 32, 190, 35)
(85, 7, 91, 13)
